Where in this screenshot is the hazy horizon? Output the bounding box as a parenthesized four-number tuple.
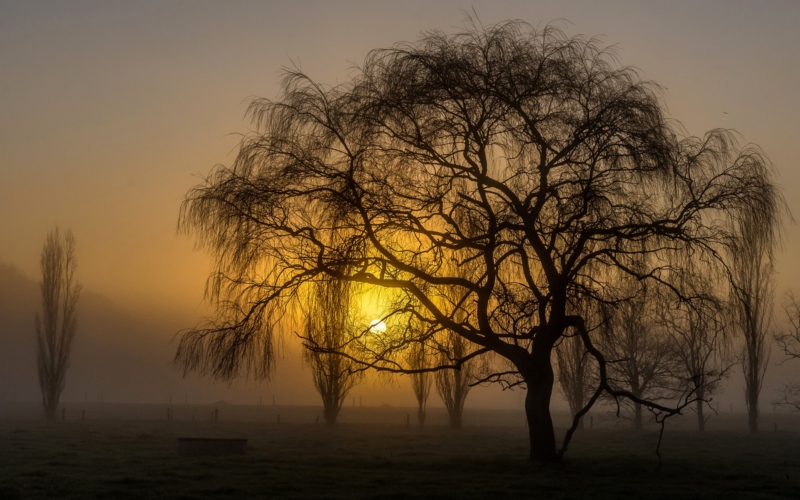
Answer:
(2, 1, 800, 413)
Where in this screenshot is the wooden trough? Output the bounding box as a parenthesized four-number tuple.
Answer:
(176, 437, 248, 457)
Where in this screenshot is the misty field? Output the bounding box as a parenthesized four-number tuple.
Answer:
(1, 404, 799, 499)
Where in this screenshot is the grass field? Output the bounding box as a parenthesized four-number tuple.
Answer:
(1, 404, 799, 499)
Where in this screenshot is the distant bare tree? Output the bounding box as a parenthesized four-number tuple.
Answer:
(432, 260, 477, 429)
(555, 299, 599, 430)
(407, 340, 432, 425)
(778, 293, 800, 360)
(435, 330, 473, 429)
(728, 212, 777, 433)
(774, 293, 800, 411)
(304, 273, 360, 425)
(775, 386, 800, 412)
(556, 333, 588, 429)
(600, 282, 675, 430)
(661, 292, 732, 431)
(35, 227, 81, 421)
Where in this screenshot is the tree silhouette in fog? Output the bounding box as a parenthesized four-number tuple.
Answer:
(659, 256, 733, 432)
(407, 333, 432, 426)
(36, 227, 81, 421)
(775, 294, 800, 411)
(175, 19, 783, 462)
(433, 255, 476, 429)
(598, 278, 674, 430)
(303, 270, 360, 425)
(435, 329, 473, 429)
(555, 297, 597, 431)
(729, 210, 777, 433)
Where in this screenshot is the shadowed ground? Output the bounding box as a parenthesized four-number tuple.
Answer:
(1, 406, 799, 499)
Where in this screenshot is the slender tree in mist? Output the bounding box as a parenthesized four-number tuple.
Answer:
(555, 299, 599, 430)
(728, 212, 778, 433)
(407, 339, 433, 425)
(434, 331, 474, 429)
(556, 333, 588, 430)
(35, 227, 81, 421)
(304, 273, 360, 425)
(175, 19, 784, 461)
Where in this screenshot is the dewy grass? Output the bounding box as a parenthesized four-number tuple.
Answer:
(1, 409, 799, 499)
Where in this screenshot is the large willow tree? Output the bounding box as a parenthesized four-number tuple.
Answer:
(176, 20, 782, 462)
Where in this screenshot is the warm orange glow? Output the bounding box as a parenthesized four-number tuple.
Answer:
(2, 2, 798, 414)
(354, 283, 396, 328)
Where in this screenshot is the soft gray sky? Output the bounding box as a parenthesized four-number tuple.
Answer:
(1, 0, 799, 406)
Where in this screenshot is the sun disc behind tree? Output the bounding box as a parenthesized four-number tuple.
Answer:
(369, 319, 387, 334)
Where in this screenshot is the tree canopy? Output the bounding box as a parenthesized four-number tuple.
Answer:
(176, 20, 783, 461)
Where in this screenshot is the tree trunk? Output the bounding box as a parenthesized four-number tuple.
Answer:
(448, 411, 462, 429)
(633, 401, 643, 430)
(696, 387, 705, 432)
(323, 405, 339, 425)
(628, 379, 644, 430)
(44, 384, 59, 421)
(417, 406, 426, 426)
(747, 384, 759, 433)
(523, 347, 557, 462)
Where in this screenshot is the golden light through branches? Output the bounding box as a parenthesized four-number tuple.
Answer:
(369, 320, 387, 334)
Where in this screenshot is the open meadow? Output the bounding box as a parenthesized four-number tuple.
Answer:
(1, 403, 799, 499)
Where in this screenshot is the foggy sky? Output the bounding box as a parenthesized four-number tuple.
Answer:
(1, 1, 799, 408)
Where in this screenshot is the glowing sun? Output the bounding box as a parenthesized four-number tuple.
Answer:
(369, 319, 387, 334)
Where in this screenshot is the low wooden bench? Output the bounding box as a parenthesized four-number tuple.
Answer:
(176, 438, 247, 457)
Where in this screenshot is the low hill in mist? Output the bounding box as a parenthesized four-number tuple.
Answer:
(0, 262, 283, 407)
(0, 262, 441, 411)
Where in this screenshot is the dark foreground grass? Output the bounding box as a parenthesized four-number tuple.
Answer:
(1, 419, 799, 499)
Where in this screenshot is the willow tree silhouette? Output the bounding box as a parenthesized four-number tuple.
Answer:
(729, 210, 777, 433)
(36, 227, 81, 421)
(407, 339, 432, 426)
(303, 271, 360, 425)
(175, 19, 783, 462)
(435, 329, 473, 429)
(555, 298, 598, 431)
